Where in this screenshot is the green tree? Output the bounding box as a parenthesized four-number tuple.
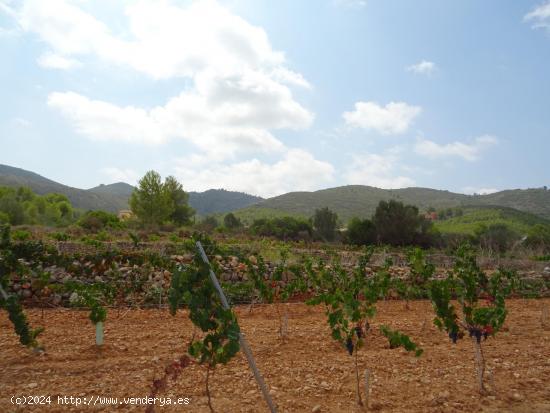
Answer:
(130, 171, 173, 227)
(251, 217, 312, 240)
(223, 212, 242, 229)
(526, 224, 550, 251)
(198, 215, 219, 232)
(0, 194, 25, 225)
(373, 200, 433, 246)
(313, 207, 338, 241)
(474, 223, 518, 253)
(164, 176, 194, 225)
(346, 217, 376, 246)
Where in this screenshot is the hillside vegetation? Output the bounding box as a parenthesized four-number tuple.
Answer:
(235, 185, 550, 223)
(0, 165, 128, 212)
(433, 205, 550, 235)
(0, 165, 263, 215)
(188, 189, 263, 216)
(2, 164, 550, 222)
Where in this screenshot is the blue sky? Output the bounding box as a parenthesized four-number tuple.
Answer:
(1, 0, 549, 198)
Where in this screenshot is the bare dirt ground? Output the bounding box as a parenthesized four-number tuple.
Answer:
(1, 299, 550, 413)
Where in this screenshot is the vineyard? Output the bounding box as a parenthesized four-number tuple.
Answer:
(1, 225, 550, 412)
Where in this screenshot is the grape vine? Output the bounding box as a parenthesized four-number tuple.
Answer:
(168, 234, 240, 413)
(429, 243, 517, 393)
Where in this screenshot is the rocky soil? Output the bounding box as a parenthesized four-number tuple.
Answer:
(1, 299, 550, 412)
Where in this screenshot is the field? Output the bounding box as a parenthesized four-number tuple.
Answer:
(2, 299, 550, 413)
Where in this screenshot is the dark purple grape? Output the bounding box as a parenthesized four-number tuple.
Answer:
(355, 326, 363, 338)
(449, 331, 458, 343)
(346, 337, 354, 355)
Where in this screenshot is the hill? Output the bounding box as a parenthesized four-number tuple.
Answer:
(87, 183, 263, 215)
(0, 165, 128, 212)
(433, 205, 550, 235)
(2, 164, 550, 223)
(233, 185, 550, 223)
(189, 189, 263, 216)
(0, 164, 262, 215)
(88, 182, 135, 198)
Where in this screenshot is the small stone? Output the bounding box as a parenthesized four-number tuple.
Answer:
(511, 392, 523, 402)
(69, 292, 80, 303)
(27, 383, 38, 388)
(311, 405, 321, 413)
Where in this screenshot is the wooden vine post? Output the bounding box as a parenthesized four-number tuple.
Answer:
(196, 241, 278, 413)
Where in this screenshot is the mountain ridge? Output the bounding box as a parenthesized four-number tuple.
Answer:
(0, 164, 264, 215)
(1, 164, 549, 221)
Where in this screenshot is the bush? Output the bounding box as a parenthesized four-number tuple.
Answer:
(223, 212, 242, 229)
(373, 200, 435, 247)
(345, 217, 376, 246)
(525, 224, 550, 251)
(474, 223, 519, 253)
(196, 216, 219, 232)
(250, 217, 312, 240)
(11, 230, 31, 241)
(78, 211, 122, 232)
(313, 207, 338, 241)
(50, 232, 70, 241)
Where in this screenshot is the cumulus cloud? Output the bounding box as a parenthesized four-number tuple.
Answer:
(13, 0, 287, 79)
(343, 101, 421, 135)
(344, 151, 415, 189)
(524, 1, 550, 30)
(414, 135, 498, 161)
(47, 70, 309, 156)
(406, 60, 437, 75)
(17, 0, 315, 162)
(9, 0, 330, 195)
(173, 149, 335, 198)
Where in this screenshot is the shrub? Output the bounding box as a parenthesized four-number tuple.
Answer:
(312, 207, 338, 241)
(346, 217, 376, 246)
(11, 230, 31, 241)
(223, 212, 242, 229)
(250, 216, 312, 240)
(373, 200, 434, 246)
(474, 223, 519, 253)
(78, 210, 122, 232)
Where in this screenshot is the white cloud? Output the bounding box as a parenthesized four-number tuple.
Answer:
(462, 187, 499, 195)
(414, 135, 498, 161)
(28, 0, 313, 160)
(524, 1, 550, 30)
(173, 149, 335, 198)
(47, 69, 311, 157)
(37, 52, 81, 69)
(343, 101, 422, 135)
(406, 60, 437, 75)
(344, 151, 415, 189)
(13, 0, 287, 79)
(100, 167, 139, 185)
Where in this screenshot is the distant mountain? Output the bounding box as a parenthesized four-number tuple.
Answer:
(0, 164, 128, 212)
(88, 182, 135, 198)
(86, 183, 263, 215)
(0, 164, 263, 215)
(233, 185, 550, 223)
(2, 164, 549, 222)
(189, 189, 263, 216)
